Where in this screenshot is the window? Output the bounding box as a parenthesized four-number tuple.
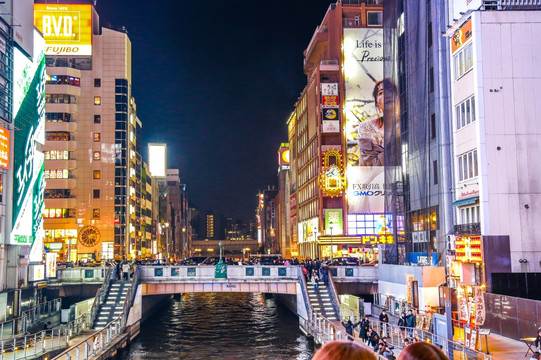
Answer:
(94, 78, 101, 87)
(427, 22, 432, 48)
(94, 115, 101, 124)
(431, 113, 436, 139)
(93, 151, 101, 161)
(93, 189, 100, 199)
(94, 133, 101, 142)
(455, 96, 476, 130)
(347, 214, 393, 235)
(457, 149, 478, 182)
(45, 189, 71, 199)
(46, 75, 80, 87)
(93, 170, 101, 179)
(94, 96, 101, 105)
(43, 208, 75, 218)
(454, 42, 474, 80)
(46, 132, 70, 141)
(433, 160, 438, 185)
(93, 208, 101, 219)
(458, 204, 480, 224)
(46, 113, 71, 122)
(44, 150, 70, 160)
(367, 11, 383, 26)
(44, 169, 69, 179)
(45, 94, 76, 104)
(429, 67, 434, 93)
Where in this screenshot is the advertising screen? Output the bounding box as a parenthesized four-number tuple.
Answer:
(34, 4, 92, 56)
(46, 253, 57, 278)
(343, 28, 386, 217)
(10, 31, 46, 246)
(148, 143, 167, 177)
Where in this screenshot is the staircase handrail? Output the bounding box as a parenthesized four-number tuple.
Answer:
(121, 265, 141, 326)
(0, 298, 62, 339)
(326, 272, 342, 321)
(296, 266, 312, 314)
(90, 265, 115, 328)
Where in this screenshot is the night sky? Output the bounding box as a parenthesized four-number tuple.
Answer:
(95, 1, 333, 222)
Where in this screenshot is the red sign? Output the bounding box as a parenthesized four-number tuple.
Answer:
(455, 236, 482, 263)
(0, 126, 9, 169)
(322, 95, 339, 107)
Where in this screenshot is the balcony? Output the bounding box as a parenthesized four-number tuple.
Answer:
(45, 178, 77, 189)
(43, 140, 77, 152)
(45, 198, 77, 209)
(46, 121, 77, 133)
(319, 59, 340, 72)
(45, 159, 77, 170)
(45, 103, 77, 114)
(482, 0, 541, 10)
(454, 222, 481, 235)
(45, 84, 81, 97)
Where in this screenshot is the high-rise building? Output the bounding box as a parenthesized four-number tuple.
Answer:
(35, 0, 148, 261)
(288, 0, 385, 261)
(164, 169, 190, 259)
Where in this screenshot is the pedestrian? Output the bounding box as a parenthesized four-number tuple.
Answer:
(284, 259, 290, 266)
(43, 321, 51, 330)
(535, 328, 541, 352)
(398, 312, 407, 338)
(320, 263, 329, 286)
(405, 310, 416, 339)
(379, 309, 389, 337)
(382, 344, 395, 360)
(302, 265, 308, 281)
(312, 340, 377, 360)
(122, 261, 130, 281)
(311, 272, 319, 292)
(359, 316, 370, 343)
(368, 328, 380, 349)
(341, 319, 360, 340)
(115, 261, 121, 280)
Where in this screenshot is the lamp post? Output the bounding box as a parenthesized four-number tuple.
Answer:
(329, 221, 334, 261)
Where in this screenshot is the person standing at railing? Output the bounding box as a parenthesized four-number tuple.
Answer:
(341, 319, 361, 340)
(379, 309, 389, 337)
(359, 316, 370, 343)
(398, 312, 407, 338)
(405, 309, 416, 340)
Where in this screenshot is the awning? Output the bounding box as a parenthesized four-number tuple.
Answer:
(453, 196, 479, 207)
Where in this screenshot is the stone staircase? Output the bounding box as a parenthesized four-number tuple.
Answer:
(307, 280, 338, 321)
(93, 281, 129, 329)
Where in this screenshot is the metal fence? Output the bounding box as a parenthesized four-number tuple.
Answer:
(0, 298, 62, 340)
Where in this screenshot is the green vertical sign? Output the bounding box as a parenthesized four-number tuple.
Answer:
(325, 209, 343, 235)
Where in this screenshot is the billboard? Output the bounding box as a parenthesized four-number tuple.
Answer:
(0, 126, 9, 169)
(324, 209, 343, 236)
(148, 143, 167, 177)
(343, 28, 386, 216)
(10, 31, 46, 246)
(34, 4, 93, 56)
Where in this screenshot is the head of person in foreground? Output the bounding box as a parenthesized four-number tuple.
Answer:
(397, 342, 449, 360)
(312, 340, 376, 360)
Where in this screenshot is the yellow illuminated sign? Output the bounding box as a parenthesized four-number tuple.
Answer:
(34, 4, 92, 56)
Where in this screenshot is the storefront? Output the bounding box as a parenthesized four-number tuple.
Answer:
(318, 235, 382, 263)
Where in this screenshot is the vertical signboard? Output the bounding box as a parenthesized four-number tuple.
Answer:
(10, 31, 46, 248)
(46, 253, 57, 278)
(324, 209, 343, 235)
(343, 28, 386, 216)
(34, 4, 93, 56)
(148, 143, 167, 177)
(0, 126, 9, 169)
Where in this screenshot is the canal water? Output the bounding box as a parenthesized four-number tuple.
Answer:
(119, 292, 316, 360)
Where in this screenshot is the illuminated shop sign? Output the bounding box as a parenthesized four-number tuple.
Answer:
(298, 218, 318, 244)
(455, 236, 482, 263)
(46, 253, 57, 278)
(321, 83, 338, 96)
(278, 143, 290, 170)
(343, 28, 387, 218)
(451, 18, 472, 54)
(324, 209, 343, 236)
(322, 95, 339, 108)
(319, 149, 344, 197)
(0, 126, 9, 169)
(148, 143, 167, 177)
(10, 31, 46, 247)
(34, 4, 93, 56)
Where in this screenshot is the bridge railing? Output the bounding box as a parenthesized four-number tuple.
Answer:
(329, 266, 378, 282)
(52, 267, 107, 284)
(139, 265, 299, 281)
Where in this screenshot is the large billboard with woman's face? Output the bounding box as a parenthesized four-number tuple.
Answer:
(343, 28, 386, 214)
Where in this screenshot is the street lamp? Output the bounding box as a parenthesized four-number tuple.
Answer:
(329, 221, 334, 261)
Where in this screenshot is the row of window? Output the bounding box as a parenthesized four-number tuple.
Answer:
(298, 198, 319, 223)
(46, 112, 72, 122)
(456, 96, 476, 130)
(47, 75, 80, 87)
(44, 150, 70, 160)
(46, 94, 76, 104)
(458, 204, 480, 225)
(457, 149, 478, 182)
(44, 169, 69, 179)
(46, 132, 70, 141)
(44, 208, 100, 219)
(454, 42, 473, 80)
(347, 214, 393, 236)
(45, 189, 71, 199)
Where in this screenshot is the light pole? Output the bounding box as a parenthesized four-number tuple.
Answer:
(329, 221, 334, 261)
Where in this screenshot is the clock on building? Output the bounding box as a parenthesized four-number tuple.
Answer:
(78, 226, 101, 247)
